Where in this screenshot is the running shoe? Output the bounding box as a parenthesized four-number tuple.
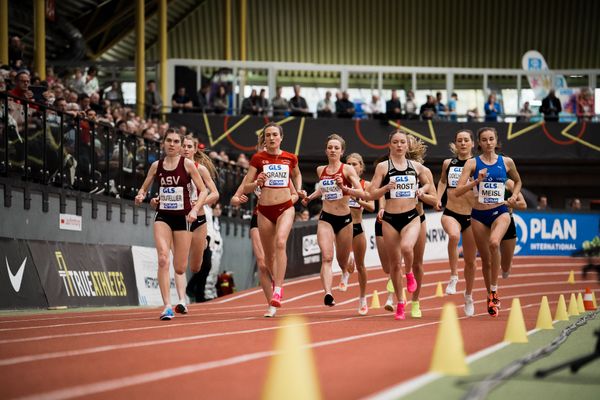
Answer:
(411, 301, 422, 318)
(175, 303, 188, 314)
(384, 294, 395, 312)
(339, 272, 350, 292)
(263, 305, 277, 318)
(491, 291, 501, 308)
(324, 293, 336, 307)
(394, 302, 406, 320)
(160, 307, 174, 321)
(464, 294, 474, 317)
(270, 291, 282, 308)
(358, 299, 368, 316)
(406, 272, 417, 293)
(445, 275, 459, 295)
(487, 293, 498, 317)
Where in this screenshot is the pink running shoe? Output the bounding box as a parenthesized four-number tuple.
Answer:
(406, 272, 417, 293)
(270, 291, 283, 308)
(394, 302, 406, 320)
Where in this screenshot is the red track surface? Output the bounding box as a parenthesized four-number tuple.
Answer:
(0, 256, 598, 400)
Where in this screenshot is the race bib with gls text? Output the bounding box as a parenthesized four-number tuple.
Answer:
(478, 181, 505, 204)
(389, 175, 417, 199)
(264, 164, 289, 188)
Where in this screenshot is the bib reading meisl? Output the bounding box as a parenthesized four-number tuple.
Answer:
(389, 175, 417, 199)
(478, 181, 505, 204)
(264, 164, 290, 188)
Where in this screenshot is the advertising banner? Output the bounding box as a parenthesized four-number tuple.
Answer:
(27, 241, 138, 307)
(512, 211, 600, 256)
(131, 245, 181, 306)
(0, 237, 48, 309)
(286, 221, 322, 279)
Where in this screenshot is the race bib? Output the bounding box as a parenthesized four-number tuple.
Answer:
(188, 181, 198, 204)
(477, 181, 505, 204)
(448, 166, 463, 188)
(320, 178, 344, 201)
(389, 175, 417, 199)
(348, 197, 361, 208)
(264, 164, 290, 188)
(159, 186, 184, 210)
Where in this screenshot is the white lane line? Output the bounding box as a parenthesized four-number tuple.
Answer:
(11, 296, 566, 400)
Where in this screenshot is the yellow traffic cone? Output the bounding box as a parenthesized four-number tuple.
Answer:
(567, 293, 579, 316)
(371, 290, 381, 309)
(386, 278, 395, 293)
(535, 296, 554, 330)
(567, 270, 575, 284)
(554, 294, 569, 321)
(435, 282, 444, 297)
(429, 302, 469, 376)
(504, 298, 528, 343)
(262, 316, 321, 400)
(576, 292, 586, 313)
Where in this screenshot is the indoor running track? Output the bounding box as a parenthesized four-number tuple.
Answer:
(1, 256, 598, 400)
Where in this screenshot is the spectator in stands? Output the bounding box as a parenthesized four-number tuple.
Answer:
(419, 95, 436, 120)
(335, 91, 355, 118)
(81, 66, 99, 96)
(78, 93, 90, 111)
(145, 80, 162, 119)
(386, 89, 402, 119)
(236, 153, 249, 168)
(9, 70, 33, 100)
(271, 86, 289, 117)
(484, 93, 502, 122)
(519, 101, 533, 122)
(539, 89, 561, 122)
(8, 36, 25, 69)
(211, 85, 228, 114)
(448, 92, 458, 121)
(576, 88, 594, 122)
(404, 90, 418, 119)
(436, 91, 447, 119)
(105, 81, 124, 106)
(300, 208, 310, 221)
(196, 84, 211, 113)
(289, 85, 311, 116)
(171, 86, 193, 114)
(257, 89, 269, 116)
(536, 195, 549, 210)
(570, 198, 582, 210)
(89, 92, 104, 114)
(363, 93, 384, 118)
(317, 90, 335, 117)
(241, 89, 258, 115)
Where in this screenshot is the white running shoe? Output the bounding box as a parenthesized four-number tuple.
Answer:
(358, 298, 368, 315)
(384, 294, 395, 312)
(446, 276, 459, 295)
(339, 272, 350, 292)
(263, 306, 277, 318)
(464, 294, 475, 317)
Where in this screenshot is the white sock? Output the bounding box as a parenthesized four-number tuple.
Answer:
(274, 286, 282, 295)
(359, 297, 366, 306)
(464, 293, 472, 300)
(491, 285, 498, 292)
(178, 299, 186, 305)
(450, 275, 459, 280)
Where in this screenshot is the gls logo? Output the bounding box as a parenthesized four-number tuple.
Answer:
(6, 257, 27, 293)
(162, 187, 177, 194)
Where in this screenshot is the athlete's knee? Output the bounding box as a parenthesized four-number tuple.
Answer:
(489, 239, 501, 252)
(274, 237, 287, 251)
(173, 264, 187, 275)
(400, 244, 414, 256)
(157, 253, 170, 270)
(321, 252, 334, 264)
(448, 232, 460, 244)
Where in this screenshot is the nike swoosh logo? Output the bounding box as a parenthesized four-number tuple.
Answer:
(6, 257, 27, 293)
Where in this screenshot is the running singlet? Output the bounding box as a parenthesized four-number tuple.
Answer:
(447, 157, 468, 188)
(348, 179, 366, 208)
(156, 157, 192, 215)
(473, 155, 507, 204)
(320, 163, 350, 201)
(188, 161, 200, 204)
(250, 150, 298, 189)
(383, 159, 418, 200)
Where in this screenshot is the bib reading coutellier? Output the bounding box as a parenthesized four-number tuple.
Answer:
(389, 175, 417, 199)
(478, 181, 505, 204)
(448, 166, 463, 187)
(159, 186, 184, 210)
(264, 164, 290, 188)
(320, 179, 344, 201)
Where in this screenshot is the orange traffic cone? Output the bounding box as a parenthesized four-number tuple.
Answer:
(583, 288, 596, 311)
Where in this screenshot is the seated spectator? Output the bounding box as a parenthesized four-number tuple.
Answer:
(448, 92, 458, 121)
(171, 87, 193, 113)
(145, 80, 162, 119)
(317, 91, 335, 117)
(335, 91, 355, 118)
(519, 101, 533, 122)
(289, 85, 311, 117)
(570, 198, 582, 211)
(196, 84, 211, 113)
(271, 86, 289, 117)
(484, 93, 502, 122)
(536, 195, 549, 210)
(363, 94, 384, 118)
(211, 85, 228, 114)
(386, 89, 402, 119)
(9, 70, 33, 100)
(539, 89, 561, 122)
(404, 90, 418, 119)
(419, 95, 436, 120)
(436, 91, 448, 119)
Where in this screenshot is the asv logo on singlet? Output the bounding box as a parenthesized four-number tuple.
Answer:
(390, 175, 416, 199)
(160, 176, 180, 186)
(320, 179, 343, 201)
(264, 164, 289, 187)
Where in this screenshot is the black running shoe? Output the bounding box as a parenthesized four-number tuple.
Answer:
(324, 293, 336, 307)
